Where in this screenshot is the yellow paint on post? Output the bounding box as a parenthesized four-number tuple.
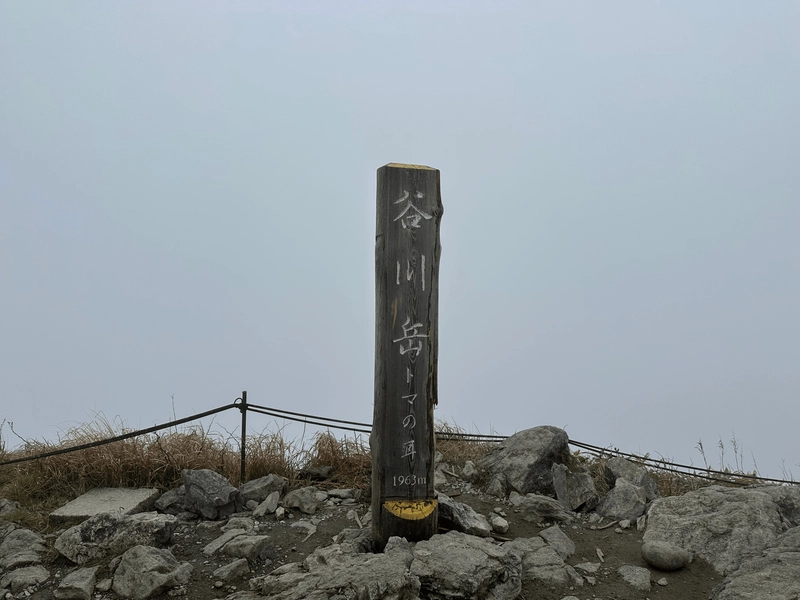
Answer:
(384, 499, 437, 520)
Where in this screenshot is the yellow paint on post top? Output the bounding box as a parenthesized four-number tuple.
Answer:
(384, 499, 437, 520)
(385, 162, 436, 170)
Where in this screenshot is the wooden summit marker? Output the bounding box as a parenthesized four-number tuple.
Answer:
(372, 163, 443, 551)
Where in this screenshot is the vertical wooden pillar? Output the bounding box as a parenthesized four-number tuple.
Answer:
(372, 163, 443, 551)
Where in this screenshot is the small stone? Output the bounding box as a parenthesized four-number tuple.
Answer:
(212, 558, 250, 581)
(619, 519, 632, 529)
(274, 507, 286, 520)
(658, 577, 668, 586)
(618, 565, 651, 592)
(490, 515, 509, 534)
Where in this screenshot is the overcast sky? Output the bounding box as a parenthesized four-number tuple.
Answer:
(2, 2, 798, 479)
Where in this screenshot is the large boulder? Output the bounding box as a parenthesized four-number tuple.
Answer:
(282, 486, 326, 515)
(711, 526, 800, 600)
(644, 485, 787, 574)
(55, 512, 177, 565)
(411, 531, 522, 600)
(477, 426, 570, 496)
(503, 536, 581, 588)
(182, 469, 243, 520)
(604, 457, 659, 501)
(596, 478, 647, 520)
(111, 545, 192, 600)
(552, 464, 599, 511)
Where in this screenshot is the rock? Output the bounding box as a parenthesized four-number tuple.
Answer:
(154, 487, 184, 515)
(574, 562, 600, 573)
(203, 529, 247, 556)
(255, 538, 418, 599)
(437, 493, 491, 537)
(213, 558, 250, 581)
(0, 526, 47, 570)
(604, 457, 659, 501)
(274, 506, 286, 520)
(112, 545, 192, 600)
(710, 526, 800, 600)
(644, 485, 786, 574)
(0, 499, 20, 517)
(539, 525, 575, 559)
(55, 512, 177, 565)
(222, 517, 255, 532)
(490, 515, 509, 534)
(50, 488, 161, 524)
(182, 469, 243, 520)
(477, 426, 570, 496)
(222, 535, 276, 561)
(504, 537, 581, 587)
(297, 466, 333, 481)
(253, 491, 280, 518)
(239, 474, 287, 503)
(54, 566, 98, 600)
(755, 484, 800, 527)
(641, 540, 692, 571)
(327, 489, 355, 500)
(282, 486, 323, 515)
(0, 564, 49, 594)
(462, 461, 479, 481)
(552, 463, 599, 511)
(509, 492, 575, 523)
(618, 565, 651, 591)
(658, 577, 668, 586)
(411, 531, 522, 599)
(596, 478, 647, 520)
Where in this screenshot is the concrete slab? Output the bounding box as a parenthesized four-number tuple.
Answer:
(50, 487, 160, 524)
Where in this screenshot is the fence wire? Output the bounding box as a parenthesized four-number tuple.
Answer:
(1, 398, 796, 486)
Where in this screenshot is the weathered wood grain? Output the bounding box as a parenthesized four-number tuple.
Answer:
(371, 163, 443, 551)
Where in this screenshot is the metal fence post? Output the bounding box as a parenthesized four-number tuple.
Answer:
(239, 390, 247, 484)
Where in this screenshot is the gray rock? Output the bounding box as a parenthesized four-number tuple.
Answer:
(504, 537, 580, 587)
(509, 492, 575, 524)
(112, 545, 192, 600)
(0, 499, 20, 517)
(618, 565, 651, 591)
(711, 526, 800, 600)
(182, 469, 243, 520)
(411, 531, 522, 599)
(539, 525, 575, 559)
(641, 540, 692, 571)
(253, 491, 280, 517)
(644, 485, 786, 574)
(596, 478, 647, 520)
(256, 539, 418, 599)
(213, 558, 250, 581)
(755, 484, 800, 527)
(54, 566, 98, 600)
(490, 515, 509, 534)
(0, 526, 47, 570)
(222, 534, 276, 561)
(50, 488, 160, 524)
(437, 493, 491, 537)
(0, 564, 49, 594)
(552, 463, 599, 511)
(462, 461, 479, 482)
(477, 426, 570, 496)
(327, 488, 355, 500)
(239, 474, 287, 503)
(222, 516, 255, 532)
(604, 457, 659, 501)
(282, 486, 323, 515)
(203, 529, 247, 556)
(154, 487, 184, 515)
(55, 512, 177, 565)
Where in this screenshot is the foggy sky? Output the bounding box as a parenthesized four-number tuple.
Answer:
(2, 2, 799, 478)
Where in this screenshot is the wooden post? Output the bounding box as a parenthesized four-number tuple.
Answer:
(372, 163, 443, 551)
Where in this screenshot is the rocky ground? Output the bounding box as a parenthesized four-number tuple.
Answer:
(1, 425, 798, 600)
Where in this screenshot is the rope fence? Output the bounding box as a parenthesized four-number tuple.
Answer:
(1, 392, 796, 487)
